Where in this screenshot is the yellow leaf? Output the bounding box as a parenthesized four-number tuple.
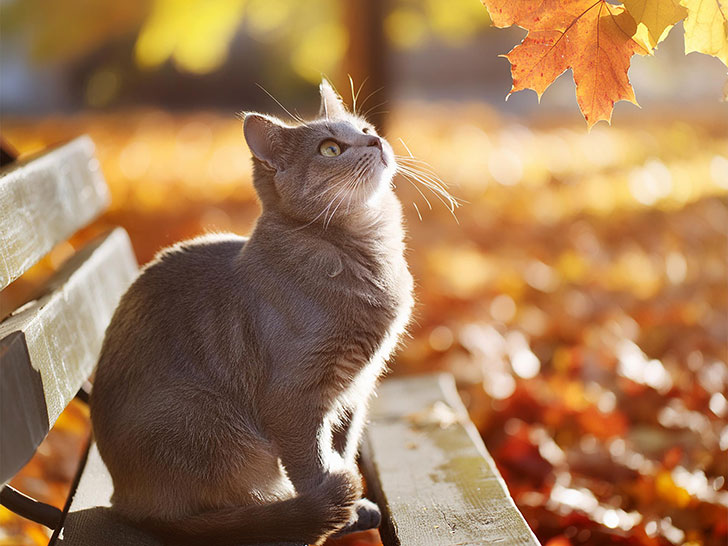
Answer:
(656, 470, 692, 507)
(680, 0, 728, 66)
(386, 8, 428, 49)
(623, 0, 687, 49)
(134, 0, 246, 74)
(290, 21, 348, 83)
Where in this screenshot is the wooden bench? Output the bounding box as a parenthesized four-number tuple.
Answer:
(0, 137, 539, 546)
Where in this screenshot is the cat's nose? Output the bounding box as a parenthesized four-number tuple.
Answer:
(366, 136, 382, 151)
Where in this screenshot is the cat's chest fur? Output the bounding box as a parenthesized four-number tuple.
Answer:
(245, 213, 413, 385)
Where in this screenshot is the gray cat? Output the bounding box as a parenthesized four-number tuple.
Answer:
(90, 79, 414, 545)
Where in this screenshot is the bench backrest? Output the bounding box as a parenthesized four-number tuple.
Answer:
(0, 137, 138, 486)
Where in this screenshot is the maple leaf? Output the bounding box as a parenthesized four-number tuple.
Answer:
(481, 0, 563, 28)
(482, 0, 649, 128)
(623, 0, 688, 49)
(680, 0, 728, 66)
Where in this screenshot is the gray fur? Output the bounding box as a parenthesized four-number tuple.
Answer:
(90, 79, 413, 545)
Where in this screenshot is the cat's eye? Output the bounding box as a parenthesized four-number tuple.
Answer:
(362, 127, 370, 134)
(319, 140, 341, 157)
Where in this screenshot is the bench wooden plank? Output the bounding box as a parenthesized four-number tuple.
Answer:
(0, 229, 137, 484)
(361, 374, 540, 546)
(0, 136, 110, 290)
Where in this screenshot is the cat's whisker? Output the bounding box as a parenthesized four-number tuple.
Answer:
(395, 155, 443, 171)
(395, 157, 453, 184)
(394, 140, 458, 199)
(348, 75, 369, 117)
(357, 86, 385, 117)
(325, 183, 354, 230)
(397, 166, 455, 202)
(354, 78, 369, 117)
(289, 176, 351, 232)
(313, 176, 350, 200)
(412, 201, 423, 222)
(395, 160, 459, 201)
(396, 165, 444, 184)
(347, 170, 367, 215)
(395, 164, 461, 223)
(362, 104, 388, 120)
(349, 76, 357, 115)
(338, 157, 375, 220)
(255, 83, 309, 127)
(323, 178, 357, 230)
(397, 138, 416, 159)
(394, 138, 460, 216)
(345, 177, 363, 216)
(398, 171, 433, 211)
(397, 165, 452, 202)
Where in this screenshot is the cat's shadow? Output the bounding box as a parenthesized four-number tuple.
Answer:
(55, 506, 305, 546)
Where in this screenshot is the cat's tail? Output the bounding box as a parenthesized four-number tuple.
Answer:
(138, 471, 359, 546)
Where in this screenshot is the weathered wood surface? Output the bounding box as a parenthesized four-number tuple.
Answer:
(361, 374, 540, 546)
(0, 136, 110, 290)
(0, 229, 137, 484)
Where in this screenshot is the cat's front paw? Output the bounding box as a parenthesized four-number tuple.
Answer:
(333, 498, 381, 536)
(307, 469, 361, 544)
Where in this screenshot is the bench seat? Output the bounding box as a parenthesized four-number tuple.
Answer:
(362, 374, 539, 545)
(52, 374, 538, 546)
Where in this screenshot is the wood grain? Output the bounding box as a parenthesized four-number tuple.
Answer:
(0, 136, 110, 290)
(0, 229, 138, 438)
(361, 374, 540, 546)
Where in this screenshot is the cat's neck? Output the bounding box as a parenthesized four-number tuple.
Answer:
(264, 189, 402, 249)
(243, 190, 405, 288)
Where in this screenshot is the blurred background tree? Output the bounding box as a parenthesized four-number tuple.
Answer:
(3, 0, 723, 124)
(1, 0, 492, 128)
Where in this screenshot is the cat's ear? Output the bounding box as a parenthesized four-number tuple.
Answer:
(319, 78, 347, 119)
(243, 113, 287, 171)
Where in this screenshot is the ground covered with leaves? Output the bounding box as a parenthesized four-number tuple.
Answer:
(2, 104, 726, 546)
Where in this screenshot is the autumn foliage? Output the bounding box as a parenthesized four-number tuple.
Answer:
(481, 0, 728, 127)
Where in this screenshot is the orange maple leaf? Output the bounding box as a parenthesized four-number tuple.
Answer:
(483, 0, 649, 128)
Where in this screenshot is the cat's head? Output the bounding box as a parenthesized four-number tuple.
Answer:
(243, 79, 396, 225)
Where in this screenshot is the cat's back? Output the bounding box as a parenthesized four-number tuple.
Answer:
(94, 232, 248, 390)
(122, 231, 244, 311)
(135, 232, 246, 298)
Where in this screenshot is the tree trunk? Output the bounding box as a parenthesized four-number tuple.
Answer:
(343, 0, 389, 131)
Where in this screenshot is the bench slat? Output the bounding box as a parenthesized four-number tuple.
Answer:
(361, 374, 540, 546)
(0, 229, 137, 484)
(0, 136, 110, 290)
